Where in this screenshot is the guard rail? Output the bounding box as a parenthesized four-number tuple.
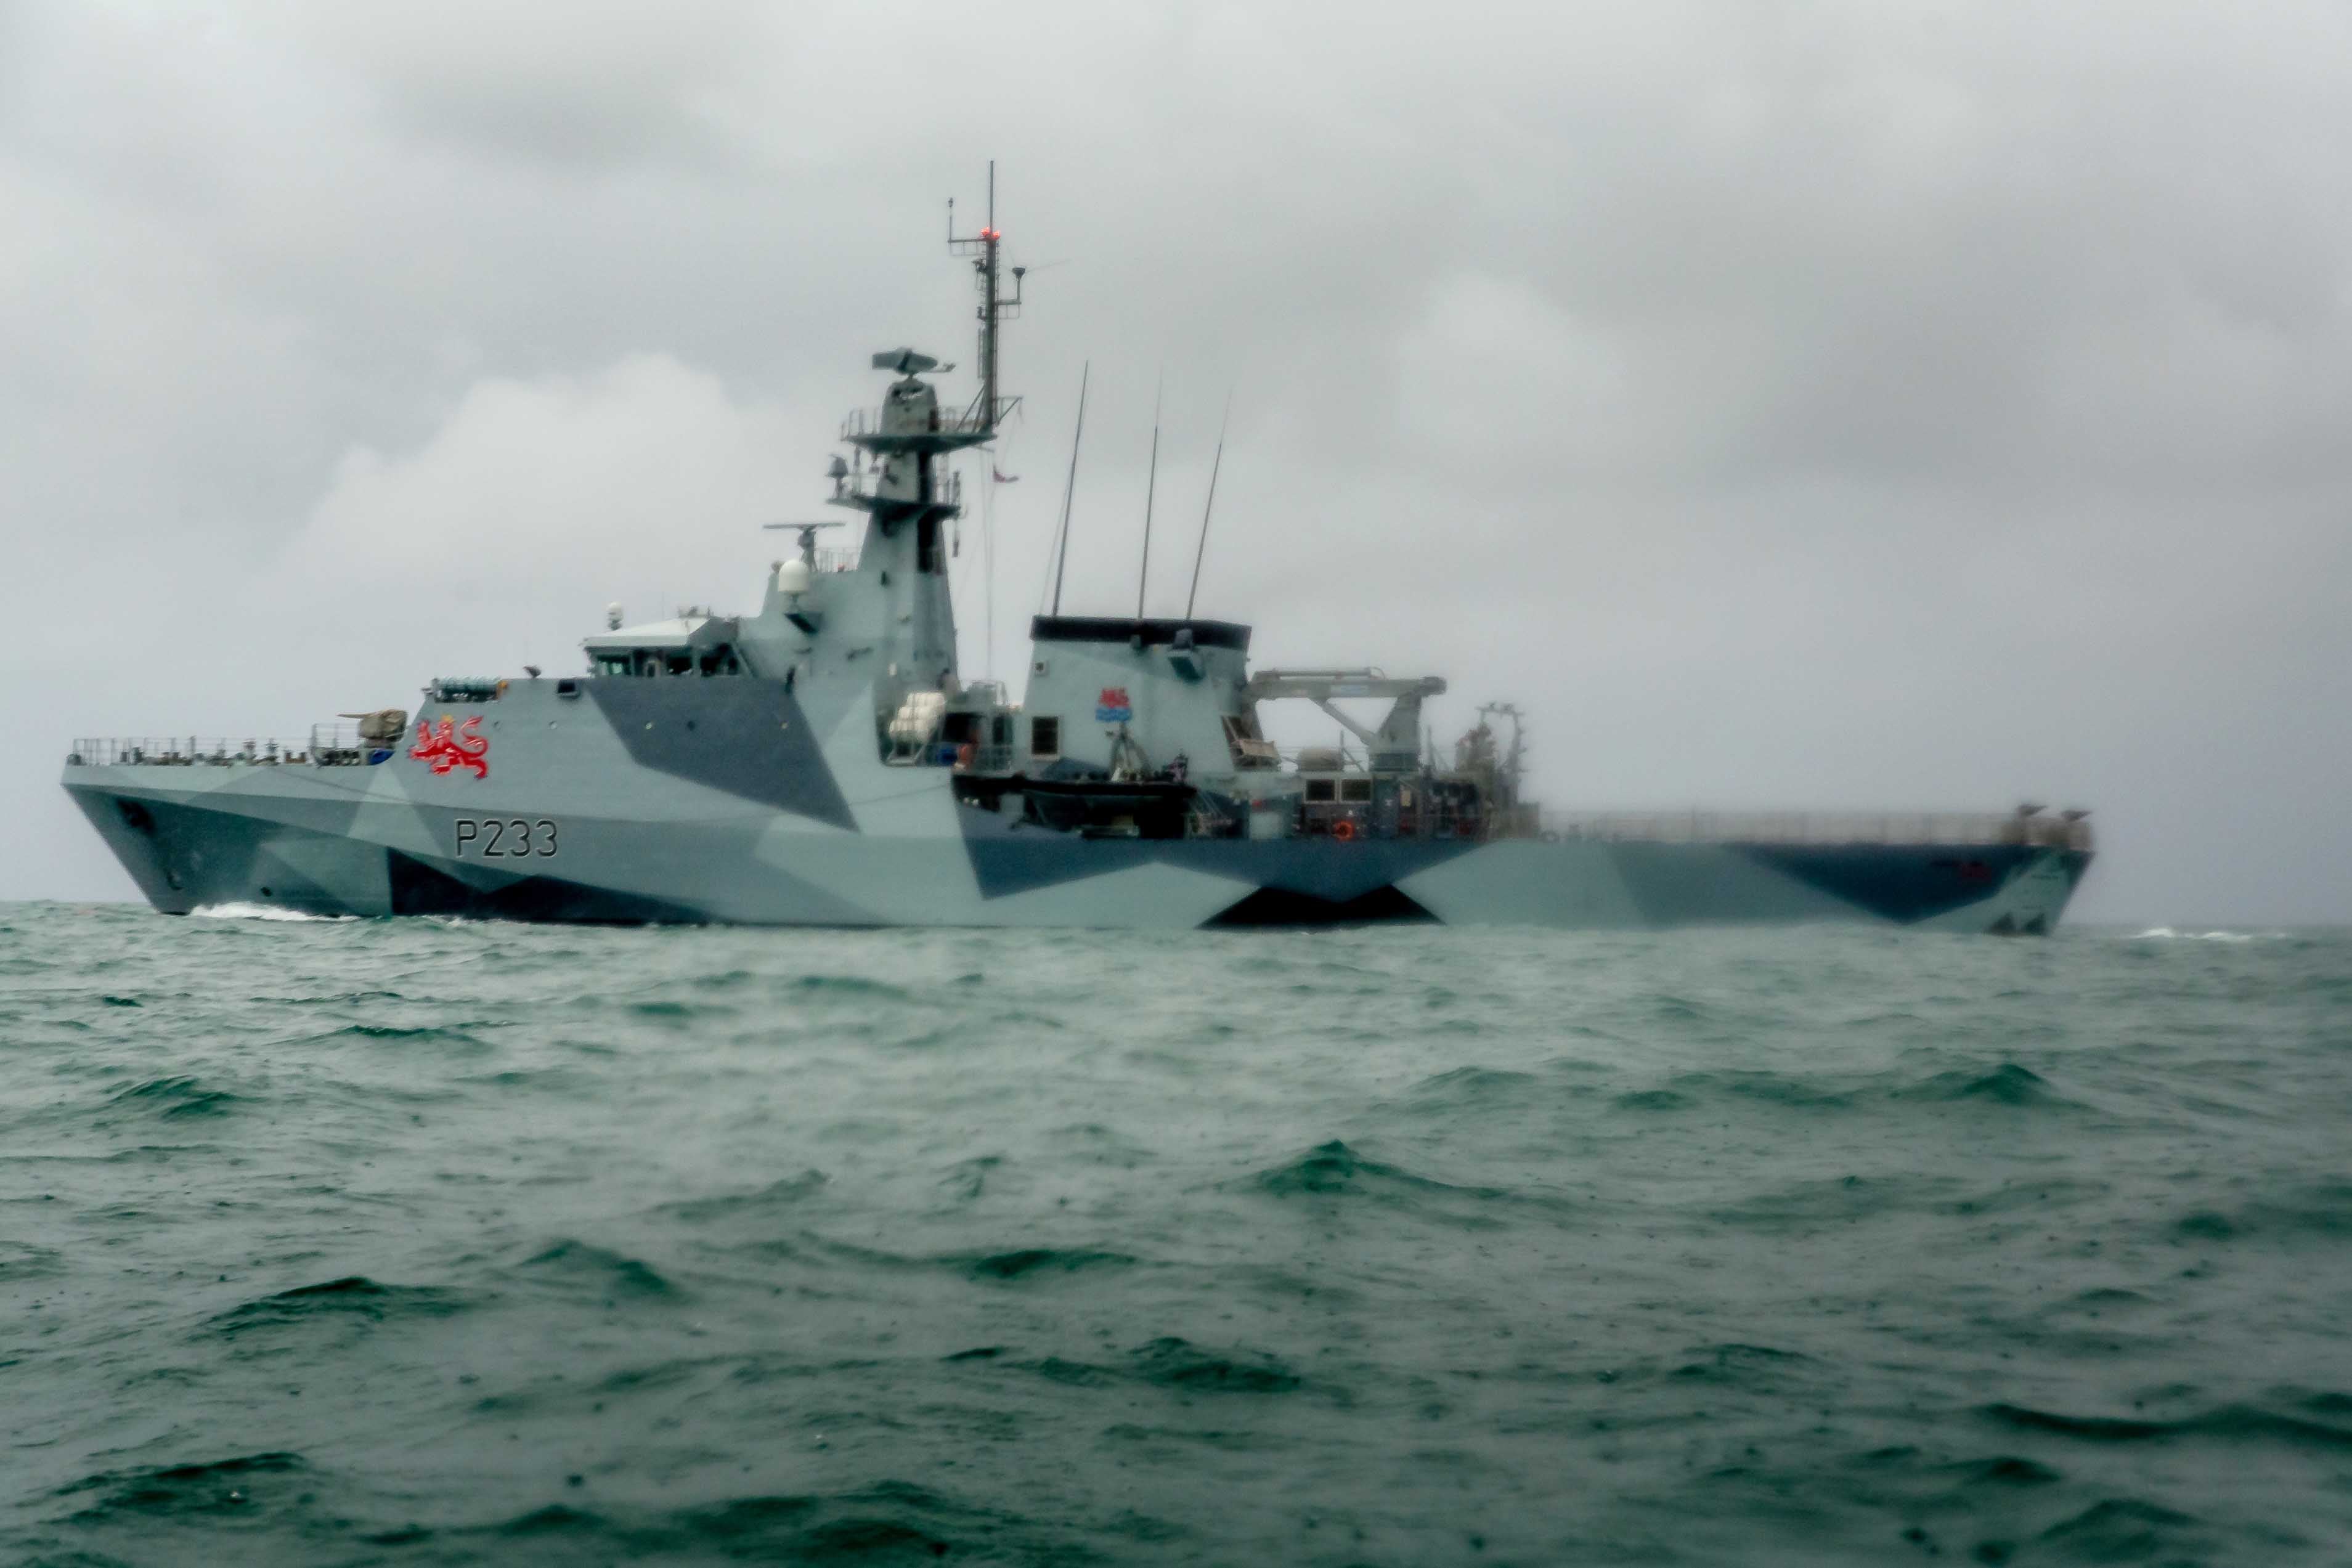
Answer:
(1537, 811, 2093, 850)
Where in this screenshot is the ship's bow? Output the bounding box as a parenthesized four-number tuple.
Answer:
(65, 776, 201, 914)
(62, 749, 390, 917)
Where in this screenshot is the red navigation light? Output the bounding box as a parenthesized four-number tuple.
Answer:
(980, 228, 999, 241)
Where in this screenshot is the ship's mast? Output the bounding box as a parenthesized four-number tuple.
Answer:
(794, 171, 1021, 710)
(1477, 702, 1526, 808)
(948, 160, 1024, 433)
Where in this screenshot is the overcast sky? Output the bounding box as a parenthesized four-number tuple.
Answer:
(4, 1, 2346, 923)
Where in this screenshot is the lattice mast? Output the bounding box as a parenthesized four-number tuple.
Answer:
(948, 160, 1025, 433)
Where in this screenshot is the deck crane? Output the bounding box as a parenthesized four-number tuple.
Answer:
(1242, 669, 1448, 773)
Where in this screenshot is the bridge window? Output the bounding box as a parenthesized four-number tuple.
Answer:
(1304, 778, 1336, 803)
(597, 646, 744, 678)
(1031, 717, 1060, 759)
(1341, 779, 1373, 803)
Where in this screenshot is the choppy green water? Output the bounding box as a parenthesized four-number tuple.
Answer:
(4, 904, 2348, 1566)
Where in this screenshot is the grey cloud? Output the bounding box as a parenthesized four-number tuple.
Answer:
(258, 0, 771, 169)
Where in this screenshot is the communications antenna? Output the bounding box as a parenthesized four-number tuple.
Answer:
(1184, 391, 1232, 619)
(946, 160, 1025, 433)
(1137, 375, 1162, 619)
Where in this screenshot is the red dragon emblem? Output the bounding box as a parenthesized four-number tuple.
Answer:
(410, 715, 489, 780)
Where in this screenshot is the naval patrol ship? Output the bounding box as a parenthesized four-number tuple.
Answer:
(64, 179, 2093, 932)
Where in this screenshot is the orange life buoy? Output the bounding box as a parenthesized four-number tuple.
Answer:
(1331, 818, 1356, 842)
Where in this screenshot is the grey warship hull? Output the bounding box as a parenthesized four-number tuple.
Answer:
(65, 176, 2094, 933)
(65, 675, 2090, 933)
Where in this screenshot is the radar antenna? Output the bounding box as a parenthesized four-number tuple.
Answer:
(762, 520, 845, 564)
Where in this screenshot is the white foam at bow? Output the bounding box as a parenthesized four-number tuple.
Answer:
(189, 903, 355, 923)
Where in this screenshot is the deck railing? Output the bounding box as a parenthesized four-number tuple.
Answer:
(68, 725, 412, 770)
(68, 736, 321, 767)
(840, 406, 993, 442)
(1539, 810, 2093, 850)
(60, 734, 2095, 854)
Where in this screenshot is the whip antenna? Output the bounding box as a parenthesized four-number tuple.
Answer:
(1137, 373, 1162, 619)
(1184, 390, 1231, 619)
(1049, 361, 1089, 616)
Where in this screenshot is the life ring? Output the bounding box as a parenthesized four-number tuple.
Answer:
(956, 742, 977, 768)
(1331, 818, 1356, 843)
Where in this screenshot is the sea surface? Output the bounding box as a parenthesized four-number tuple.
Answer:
(3, 904, 2349, 1567)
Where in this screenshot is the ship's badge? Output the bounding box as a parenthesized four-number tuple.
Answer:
(410, 715, 490, 781)
(1095, 686, 1133, 723)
